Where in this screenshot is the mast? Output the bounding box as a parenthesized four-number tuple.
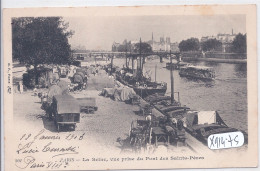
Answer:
(155, 64, 157, 82)
(125, 46, 127, 68)
(139, 38, 142, 71)
(111, 53, 114, 75)
(131, 47, 134, 72)
(139, 37, 143, 78)
(170, 50, 174, 104)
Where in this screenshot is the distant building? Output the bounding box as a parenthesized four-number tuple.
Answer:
(217, 33, 236, 44)
(201, 29, 236, 43)
(148, 33, 179, 52)
(112, 33, 179, 53)
(201, 35, 217, 42)
(200, 29, 237, 52)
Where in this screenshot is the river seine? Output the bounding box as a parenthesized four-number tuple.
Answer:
(113, 58, 247, 133)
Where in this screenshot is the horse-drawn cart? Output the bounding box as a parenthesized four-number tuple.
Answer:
(52, 95, 80, 132)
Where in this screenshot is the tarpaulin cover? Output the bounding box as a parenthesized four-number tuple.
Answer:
(47, 85, 62, 103)
(57, 80, 69, 95)
(53, 95, 80, 114)
(88, 66, 95, 73)
(197, 111, 216, 125)
(76, 68, 84, 73)
(120, 87, 136, 101)
(185, 111, 217, 128)
(114, 87, 136, 101)
(86, 68, 92, 76)
(113, 88, 123, 101)
(77, 98, 96, 107)
(125, 73, 133, 77)
(101, 88, 116, 97)
(68, 66, 76, 77)
(76, 72, 85, 79)
(50, 72, 60, 82)
(73, 74, 83, 83)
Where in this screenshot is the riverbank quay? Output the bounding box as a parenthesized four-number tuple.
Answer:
(104, 60, 248, 153)
(13, 69, 195, 155)
(182, 57, 247, 64)
(85, 71, 211, 154)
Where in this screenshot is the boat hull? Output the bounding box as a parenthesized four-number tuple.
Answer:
(133, 86, 167, 98)
(179, 72, 214, 81)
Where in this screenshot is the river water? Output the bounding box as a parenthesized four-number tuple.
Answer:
(112, 57, 247, 133)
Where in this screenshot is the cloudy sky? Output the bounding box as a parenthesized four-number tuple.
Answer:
(64, 15, 246, 50)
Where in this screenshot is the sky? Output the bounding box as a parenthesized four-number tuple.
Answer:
(64, 15, 246, 51)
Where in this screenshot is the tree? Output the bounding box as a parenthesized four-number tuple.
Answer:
(12, 17, 74, 83)
(178, 38, 200, 52)
(133, 42, 153, 54)
(12, 17, 74, 65)
(117, 45, 128, 52)
(201, 38, 222, 52)
(117, 40, 132, 52)
(231, 33, 247, 53)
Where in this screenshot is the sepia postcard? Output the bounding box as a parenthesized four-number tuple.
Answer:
(3, 5, 258, 170)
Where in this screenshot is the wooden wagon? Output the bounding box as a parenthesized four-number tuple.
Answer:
(52, 95, 80, 132)
(76, 97, 98, 114)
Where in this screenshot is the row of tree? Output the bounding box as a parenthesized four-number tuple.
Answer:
(178, 33, 247, 53)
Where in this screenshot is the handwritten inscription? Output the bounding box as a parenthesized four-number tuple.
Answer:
(15, 156, 74, 169)
(16, 130, 85, 157)
(15, 130, 87, 169)
(208, 131, 244, 150)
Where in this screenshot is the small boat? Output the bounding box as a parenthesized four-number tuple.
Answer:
(179, 65, 215, 80)
(144, 94, 248, 147)
(184, 111, 248, 145)
(144, 93, 189, 118)
(166, 61, 188, 70)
